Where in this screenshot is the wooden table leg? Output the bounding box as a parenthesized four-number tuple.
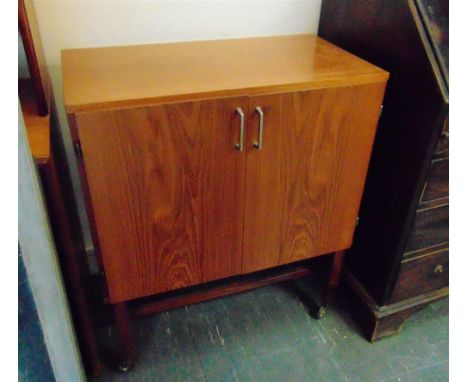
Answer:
(316, 250, 345, 318)
(114, 302, 136, 372)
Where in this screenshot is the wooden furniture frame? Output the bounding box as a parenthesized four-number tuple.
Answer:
(62, 34, 388, 370)
(109, 254, 342, 371)
(19, 0, 101, 375)
(319, 0, 448, 341)
(18, 0, 49, 116)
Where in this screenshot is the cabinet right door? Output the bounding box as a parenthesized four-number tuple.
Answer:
(242, 83, 386, 273)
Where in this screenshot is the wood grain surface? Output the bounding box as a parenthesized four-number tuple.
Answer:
(391, 248, 449, 302)
(62, 34, 388, 113)
(133, 261, 314, 318)
(434, 116, 449, 159)
(405, 205, 449, 254)
(66, 34, 389, 304)
(319, 0, 448, 307)
(420, 159, 449, 203)
(76, 98, 248, 303)
(242, 83, 386, 273)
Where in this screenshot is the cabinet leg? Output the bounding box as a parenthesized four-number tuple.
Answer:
(316, 250, 345, 319)
(114, 302, 136, 372)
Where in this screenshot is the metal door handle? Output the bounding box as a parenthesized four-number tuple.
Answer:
(254, 106, 264, 149)
(235, 107, 245, 151)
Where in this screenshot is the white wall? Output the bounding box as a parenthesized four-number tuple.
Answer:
(19, 103, 86, 382)
(32, 0, 322, 258)
(35, 0, 322, 66)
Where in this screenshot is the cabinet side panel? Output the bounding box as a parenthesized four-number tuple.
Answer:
(318, 83, 386, 253)
(76, 99, 246, 302)
(280, 83, 386, 263)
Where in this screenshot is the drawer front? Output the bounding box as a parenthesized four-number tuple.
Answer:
(391, 249, 448, 302)
(434, 116, 449, 159)
(405, 205, 448, 254)
(421, 159, 449, 203)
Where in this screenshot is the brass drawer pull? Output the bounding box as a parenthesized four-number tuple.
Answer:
(433, 264, 444, 275)
(235, 107, 245, 152)
(253, 106, 264, 150)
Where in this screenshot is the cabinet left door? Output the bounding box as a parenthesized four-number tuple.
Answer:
(75, 97, 248, 303)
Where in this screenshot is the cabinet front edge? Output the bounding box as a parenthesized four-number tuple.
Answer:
(65, 76, 389, 114)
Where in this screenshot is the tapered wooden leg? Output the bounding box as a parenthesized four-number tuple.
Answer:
(316, 250, 345, 318)
(114, 302, 136, 372)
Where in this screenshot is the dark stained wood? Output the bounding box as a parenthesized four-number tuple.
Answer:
(405, 205, 448, 253)
(319, 0, 449, 310)
(343, 268, 448, 342)
(315, 250, 346, 318)
(402, 242, 447, 261)
(242, 84, 386, 273)
(23, 84, 102, 374)
(133, 261, 314, 317)
(416, 197, 448, 210)
(369, 285, 448, 342)
(18, 0, 49, 115)
(390, 248, 448, 302)
(76, 98, 248, 303)
(434, 116, 449, 159)
(420, 159, 448, 203)
(329, 250, 345, 291)
(369, 307, 426, 342)
(113, 303, 136, 370)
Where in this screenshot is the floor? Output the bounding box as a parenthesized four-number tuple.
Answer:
(19, 250, 55, 382)
(93, 280, 449, 382)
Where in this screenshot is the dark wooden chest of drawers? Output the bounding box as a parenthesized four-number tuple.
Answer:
(319, 0, 448, 341)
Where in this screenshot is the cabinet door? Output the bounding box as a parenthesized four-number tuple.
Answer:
(76, 98, 248, 303)
(242, 84, 385, 273)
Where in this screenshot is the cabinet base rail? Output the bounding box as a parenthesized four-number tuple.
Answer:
(110, 250, 344, 371)
(343, 268, 449, 342)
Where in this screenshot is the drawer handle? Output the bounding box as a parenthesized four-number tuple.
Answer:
(433, 264, 444, 275)
(253, 106, 264, 150)
(235, 107, 245, 152)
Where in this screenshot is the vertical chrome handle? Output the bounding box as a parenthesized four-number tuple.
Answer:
(254, 106, 264, 149)
(235, 107, 245, 151)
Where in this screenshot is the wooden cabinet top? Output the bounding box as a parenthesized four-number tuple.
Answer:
(62, 34, 388, 113)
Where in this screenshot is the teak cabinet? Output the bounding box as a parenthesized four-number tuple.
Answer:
(76, 86, 384, 304)
(63, 34, 388, 369)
